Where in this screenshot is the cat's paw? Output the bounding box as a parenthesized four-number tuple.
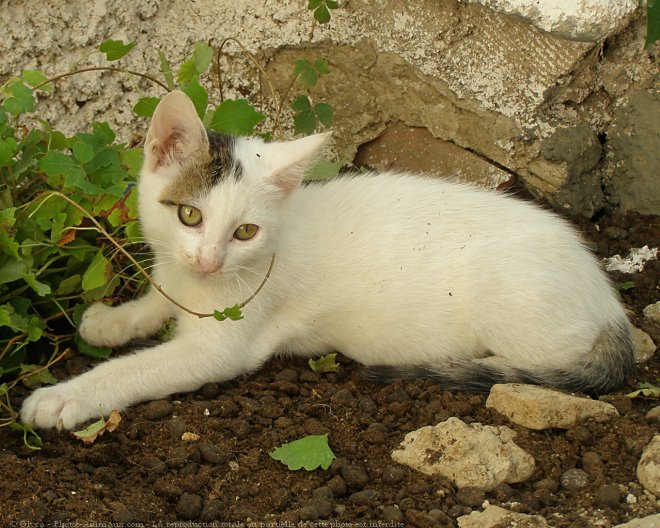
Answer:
(79, 302, 133, 348)
(21, 385, 98, 430)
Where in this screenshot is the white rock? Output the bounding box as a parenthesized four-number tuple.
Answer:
(461, 0, 638, 41)
(637, 435, 660, 498)
(391, 417, 535, 491)
(457, 504, 549, 528)
(633, 326, 657, 364)
(603, 246, 659, 274)
(644, 302, 660, 324)
(613, 513, 660, 528)
(486, 384, 619, 430)
(646, 406, 660, 424)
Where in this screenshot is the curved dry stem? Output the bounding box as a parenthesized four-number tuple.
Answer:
(33, 66, 170, 92)
(36, 192, 274, 319)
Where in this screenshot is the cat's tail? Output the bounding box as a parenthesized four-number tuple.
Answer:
(365, 318, 636, 395)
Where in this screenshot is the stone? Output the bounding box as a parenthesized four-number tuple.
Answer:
(613, 514, 660, 528)
(560, 468, 590, 491)
(632, 327, 657, 364)
(463, 0, 637, 41)
(391, 417, 535, 491)
(456, 487, 486, 507)
(349, 489, 379, 505)
(486, 383, 619, 430)
(143, 400, 174, 420)
(457, 505, 549, 528)
(594, 484, 621, 507)
(382, 505, 404, 523)
(637, 434, 660, 497)
(176, 493, 203, 520)
(646, 407, 660, 424)
(341, 464, 369, 491)
(644, 302, 660, 324)
(355, 122, 514, 190)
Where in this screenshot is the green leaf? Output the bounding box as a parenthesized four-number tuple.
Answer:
(647, 0, 660, 49)
(314, 103, 334, 128)
(9, 422, 42, 450)
(308, 353, 340, 373)
(308, 0, 323, 9)
(291, 95, 311, 112)
(92, 122, 116, 145)
(82, 251, 112, 291)
(0, 208, 20, 258)
(304, 158, 342, 181)
(626, 382, 660, 399)
(314, 4, 331, 24)
(270, 434, 336, 471)
(99, 39, 136, 61)
(4, 82, 35, 114)
(20, 364, 57, 389)
(299, 67, 318, 89)
(182, 77, 208, 119)
(177, 41, 214, 84)
(75, 332, 112, 359)
(133, 97, 160, 118)
(209, 99, 265, 136)
(72, 141, 95, 164)
(294, 109, 317, 135)
(72, 416, 107, 440)
(293, 59, 312, 76)
(213, 304, 244, 322)
(22, 70, 52, 92)
(158, 50, 176, 90)
(120, 148, 144, 178)
(39, 151, 77, 178)
(314, 58, 330, 74)
(22, 273, 51, 297)
(615, 281, 635, 292)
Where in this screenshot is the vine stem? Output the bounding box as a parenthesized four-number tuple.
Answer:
(35, 191, 275, 319)
(33, 66, 170, 92)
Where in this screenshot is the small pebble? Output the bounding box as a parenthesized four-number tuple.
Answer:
(153, 480, 184, 499)
(533, 478, 559, 493)
(113, 506, 136, 524)
(493, 482, 516, 500)
(406, 509, 441, 527)
(176, 493, 203, 520)
(331, 388, 355, 405)
(304, 418, 328, 435)
(198, 382, 220, 399)
(299, 505, 320, 521)
(364, 422, 388, 444)
(76, 463, 94, 474)
(341, 464, 369, 491)
(326, 475, 347, 497)
(143, 400, 174, 420)
(168, 417, 187, 440)
(382, 466, 406, 485)
(181, 432, 200, 442)
(594, 484, 621, 507)
(581, 451, 604, 478)
(566, 426, 593, 445)
(399, 497, 416, 510)
(359, 397, 378, 414)
(382, 505, 403, 523)
(199, 443, 225, 465)
(560, 468, 590, 491)
(645, 406, 660, 423)
(312, 486, 334, 502)
(274, 368, 298, 382)
(349, 489, 379, 505)
(456, 487, 486, 507)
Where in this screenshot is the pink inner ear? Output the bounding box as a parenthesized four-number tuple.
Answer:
(151, 131, 186, 170)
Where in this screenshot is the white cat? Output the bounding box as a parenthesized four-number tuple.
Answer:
(22, 91, 634, 430)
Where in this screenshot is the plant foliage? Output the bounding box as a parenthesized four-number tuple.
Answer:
(270, 434, 336, 470)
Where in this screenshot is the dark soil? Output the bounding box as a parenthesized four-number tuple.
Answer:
(1, 212, 658, 527)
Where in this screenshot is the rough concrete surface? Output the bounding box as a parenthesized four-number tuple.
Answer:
(0, 0, 657, 216)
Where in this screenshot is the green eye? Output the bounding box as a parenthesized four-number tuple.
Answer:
(234, 224, 259, 241)
(177, 205, 202, 227)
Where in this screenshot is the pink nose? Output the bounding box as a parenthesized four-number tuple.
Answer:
(196, 256, 223, 274)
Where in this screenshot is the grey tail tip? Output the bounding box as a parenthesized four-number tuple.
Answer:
(364, 320, 636, 396)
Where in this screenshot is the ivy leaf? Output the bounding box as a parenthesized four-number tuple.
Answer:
(177, 41, 214, 85)
(314, 59, 330, 74)
(308, 353, 340, 373)
(20, 364, 57, 389)
(133, 97, 160, 118)
(21, 70, 53, 92)
(72, 141, 95, 164)
(4, 82, 35, 114)
(0, 137, 18, 165)
(158, 49, 176, 90)
(213, 304, 244, 322)
(99, 39, 136, 61)
(626, 382, 660, 399)
(182, 77, 208, 119)
(82, 251, 112, 291)
(294, 108, 317, 135)
(270, 434, 336, 471)
(291, 95, 312, 112)
(75, 332, 112, 359)
(209, 99, 265, 136)
(314, 103, 334, 128)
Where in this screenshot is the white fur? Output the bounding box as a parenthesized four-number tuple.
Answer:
(21, 93, 628, 430)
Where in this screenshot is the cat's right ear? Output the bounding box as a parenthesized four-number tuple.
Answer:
(143, 91, 208, 173)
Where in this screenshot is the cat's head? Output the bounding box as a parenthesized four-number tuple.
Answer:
(139, 91, 329, 276)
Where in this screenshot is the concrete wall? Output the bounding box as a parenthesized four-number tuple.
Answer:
(1, 0, 657, 216)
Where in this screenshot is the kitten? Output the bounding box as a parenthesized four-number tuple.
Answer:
(22, 91, 634, 430)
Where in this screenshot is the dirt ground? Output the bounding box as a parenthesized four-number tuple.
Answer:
(1, 207, 659, 526)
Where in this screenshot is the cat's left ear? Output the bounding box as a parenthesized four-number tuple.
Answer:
(261, 132, 331, 194)
(144, 91, 208, 174)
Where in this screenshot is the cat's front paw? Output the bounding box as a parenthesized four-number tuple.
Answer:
(21, 385, 99, 430)
(79, 302, 133, 348)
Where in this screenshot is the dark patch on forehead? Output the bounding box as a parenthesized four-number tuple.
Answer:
(159, 130, 242, 205)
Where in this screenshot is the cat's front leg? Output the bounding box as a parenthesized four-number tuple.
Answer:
(79, 287, 175, 348)
(21, 327, 268, 430)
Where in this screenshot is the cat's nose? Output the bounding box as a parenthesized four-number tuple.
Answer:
(195, 255, 223, 274)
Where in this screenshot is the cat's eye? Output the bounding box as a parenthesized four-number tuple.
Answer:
(234, 224, 259, 241)
(177, 205, 203, 227)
